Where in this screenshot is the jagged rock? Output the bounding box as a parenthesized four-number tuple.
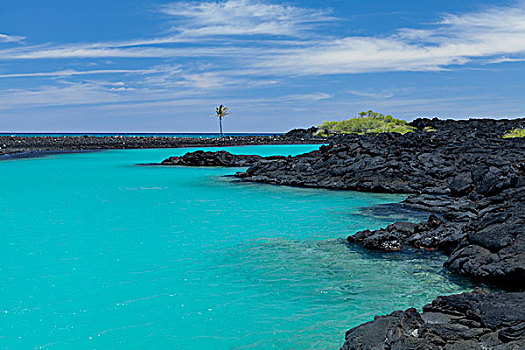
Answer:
(159, 150, 278, 167)
(348, 215, 449, 252)
(236, 119, 525, 196)
(341, 289, 525, 350)
(282, 126, 320, 139)
(449, 172, 473, 196)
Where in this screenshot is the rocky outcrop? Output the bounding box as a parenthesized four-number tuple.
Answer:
(282, 126, 319, 140)
(444, 187, 525, 291)
(236, 120, 525, 195)
(160, 150, 285, 167)
(341, 289, 525, 350)
(347, 214, 446, 252)
(347, 186, 525, 291)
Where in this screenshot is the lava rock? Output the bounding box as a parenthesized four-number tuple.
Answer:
(160, 150, 269, 167)
(341, 289, 525, 350)
(0, 134, 324, 158)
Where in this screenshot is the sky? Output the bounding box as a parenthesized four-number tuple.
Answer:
(1, 0, 525, 132)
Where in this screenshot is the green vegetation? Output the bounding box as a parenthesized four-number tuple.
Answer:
(214, 105, 230, 138)
(502, 128, 525, 138)
(423, 126, 437, 132)
(316, 110, 415, 137)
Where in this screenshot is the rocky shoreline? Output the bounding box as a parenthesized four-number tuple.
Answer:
(341, 288, 524, 349)
(0, 132, 325, 158)
(230, 118, 524, 349)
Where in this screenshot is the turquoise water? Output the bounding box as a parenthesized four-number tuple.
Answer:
(0, 145, 471, 349)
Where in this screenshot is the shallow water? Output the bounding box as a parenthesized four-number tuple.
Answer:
(0, 145, 471, 349)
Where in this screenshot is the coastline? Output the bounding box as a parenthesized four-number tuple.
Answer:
(0, 133, 325, 160)
(151, 118, 524, 348)
(231, 118, 524, 348)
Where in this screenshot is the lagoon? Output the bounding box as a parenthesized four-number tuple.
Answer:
(0, 145, 471, 349)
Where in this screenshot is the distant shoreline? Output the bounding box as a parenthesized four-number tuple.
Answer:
(0, 132, 283, 137)
(0, 134, 324, 159)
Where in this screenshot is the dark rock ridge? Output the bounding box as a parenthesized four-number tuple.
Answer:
(236, 119, 525, 195)
(160, 150, 286, 167)
(348, 186, 525, 291)
(0, 134, 325, 158)
(282, 126, 319, 140)
(341, 288, 525, 350)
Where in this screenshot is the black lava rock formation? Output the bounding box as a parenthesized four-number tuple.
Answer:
(160, 150, 286, 167)
(341, 288, 525, 350)
(235, 119, 525, 195)
(282, 126, 319, 140)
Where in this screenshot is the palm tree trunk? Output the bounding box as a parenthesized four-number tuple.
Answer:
(219, 116, 223, 138)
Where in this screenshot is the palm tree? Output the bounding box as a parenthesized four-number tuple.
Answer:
(214, 105, 230, 138)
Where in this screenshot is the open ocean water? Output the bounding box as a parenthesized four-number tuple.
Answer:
(0, 145, 472, 349)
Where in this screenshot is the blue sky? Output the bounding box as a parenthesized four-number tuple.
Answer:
(0, 0, 524, 132)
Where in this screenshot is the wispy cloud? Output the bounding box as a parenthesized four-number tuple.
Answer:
(161, 0, 333, 37)
(0, 69, 156, 78)
(486, 56, 525, 64)
(346, 89, 395, 99)
(3, 2, 525, 76)
(0, 80, 179, 111)
(255, 3, 525, 74)
(0, 33, 25, 43)
(282, 92, 332, 101)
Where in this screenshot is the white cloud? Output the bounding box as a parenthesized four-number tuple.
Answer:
(346, 90, 395, 99)
(253, 3, 525, 74)
(282, 92, 332, 101)
(0, 80, 184, 111)
(0, 69, 156, 78)
(487, 56, 525, 64)
(161, 0, 332, 37)
(3, 2, 525, 76)
(2, 0, 525, 117)
(0, 43, 271, 59)
(0, 33, 25, 43)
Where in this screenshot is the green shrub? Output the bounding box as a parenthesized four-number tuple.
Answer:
(502, 128, 525, 138)
(316, 110, 415, 137)
(423, 126, 437, 132)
